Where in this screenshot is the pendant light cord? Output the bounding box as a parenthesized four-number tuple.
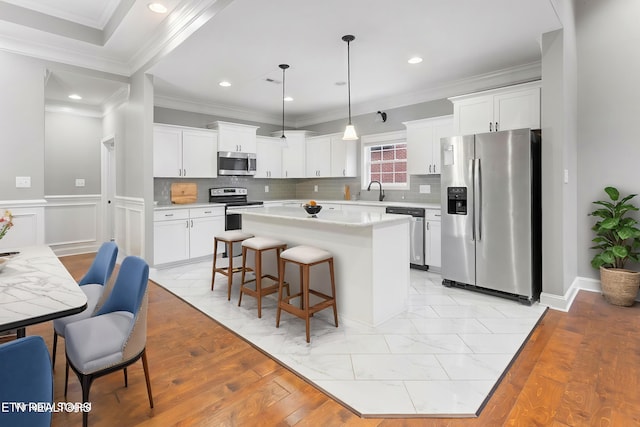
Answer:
(282, 66, 285, 138)
(279, 64, 289, 139)
(346, 38, 352, 125)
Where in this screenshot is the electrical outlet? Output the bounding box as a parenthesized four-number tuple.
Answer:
(314, 185, 318, 192)
(264, 185, 269, 193)
(75, 178, 85, 187)
(419, 185, 431, 194)
(15, 176, 31, 188)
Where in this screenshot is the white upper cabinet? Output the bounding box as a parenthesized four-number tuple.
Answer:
(404, 115, 453, 175)
(276, 130, 314, 178)
(255, 136, 283, 178)
(306, 133, 357, 178)
(306, 135, 332, 177)
(449, 81, 541, 135)
(181, 129, 219, 177)
(330, 134, 357, 177)
(212, 121, 259, 153)
(153, 124, 217, 178)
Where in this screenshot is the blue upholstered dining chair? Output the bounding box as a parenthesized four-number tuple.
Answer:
(0, 336, 53, 427)
(52, 241, 118, 367)
(64, 255, 153, 427)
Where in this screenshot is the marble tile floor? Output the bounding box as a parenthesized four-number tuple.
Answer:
(149, 259, 547, 417)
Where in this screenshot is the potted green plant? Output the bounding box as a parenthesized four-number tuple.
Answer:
(590, 186, 640, 306)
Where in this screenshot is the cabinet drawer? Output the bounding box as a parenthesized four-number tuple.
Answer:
(154, 209, 189, 221)
(189, 207, 225, 218)
(425, 210, 441, 221)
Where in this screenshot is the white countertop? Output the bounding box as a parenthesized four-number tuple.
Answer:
(238, 206, 410, 227)
(154, 202, 225, 211)
(276, 199, 441, 210)
(154, 200, 440, 211)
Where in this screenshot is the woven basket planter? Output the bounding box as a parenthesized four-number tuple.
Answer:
(600, 267, 640, 306)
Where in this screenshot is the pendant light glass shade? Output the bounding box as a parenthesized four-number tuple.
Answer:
(342, 34, 358, 141)
(279, 64, 289, 147)
(343, 124, 358, 140)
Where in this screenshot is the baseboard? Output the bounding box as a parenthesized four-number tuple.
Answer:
(540, 276, 602, 312)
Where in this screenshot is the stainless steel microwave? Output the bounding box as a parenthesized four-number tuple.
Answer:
(218, 151, 256, 176)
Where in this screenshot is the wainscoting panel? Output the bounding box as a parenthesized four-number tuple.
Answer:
(45, 195, 102, 255)
(114, 196, 145, 258)
(0, 200, 46, 251)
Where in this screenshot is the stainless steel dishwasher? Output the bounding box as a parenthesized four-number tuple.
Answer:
(385, 206, 427, 270)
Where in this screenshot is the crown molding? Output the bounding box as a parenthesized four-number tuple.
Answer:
(130, 0, 234, 75)
(154, 94, 294, 127)
(103, 85, 130, 116)
(0, 35, 130, 75)
(153, 61, 542, 129)
(293, 61, 543, 127)
(45, 103, 102, 118)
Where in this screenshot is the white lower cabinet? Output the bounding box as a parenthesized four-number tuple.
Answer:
(424, 209, 441, 269)
(154, 206, 225, 265)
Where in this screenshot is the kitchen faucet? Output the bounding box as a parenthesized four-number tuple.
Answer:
(367, 180, 385, 201)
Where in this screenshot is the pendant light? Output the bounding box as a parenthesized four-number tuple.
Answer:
(342, 34, 358, 140)
(279, 64, 289, 146)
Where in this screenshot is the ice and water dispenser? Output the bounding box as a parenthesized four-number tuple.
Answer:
(447, 187, 467, 215)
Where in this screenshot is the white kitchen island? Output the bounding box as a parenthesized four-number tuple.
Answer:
(239, 206, 410, 326)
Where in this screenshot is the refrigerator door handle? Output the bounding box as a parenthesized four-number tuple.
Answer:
(470, 158, 476, 242)
(475, 158, 482, 241)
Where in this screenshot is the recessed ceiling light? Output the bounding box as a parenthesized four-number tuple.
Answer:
(68, 94, 82, 100)
(335, 81, 346, 86)
(284, 96, 293, 102)
(219, 81, 231, 87)
(408, 56, 423, 65)
(148, 3, 168, 13)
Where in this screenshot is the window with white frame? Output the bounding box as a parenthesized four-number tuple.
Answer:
(361, 132, 408, 189)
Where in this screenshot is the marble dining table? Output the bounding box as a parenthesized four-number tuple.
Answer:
(0, 245, 87, 337)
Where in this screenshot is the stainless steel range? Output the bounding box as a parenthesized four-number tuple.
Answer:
(209, 187, 263, 257)
(208, 187, 264, 231)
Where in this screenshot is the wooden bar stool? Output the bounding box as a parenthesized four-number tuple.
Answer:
(211, 230, 254, 300)
(239, 237, 289, 318)
(276, 245, 338, 342)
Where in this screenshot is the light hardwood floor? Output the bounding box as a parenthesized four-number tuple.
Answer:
(25, 253, 640, 426)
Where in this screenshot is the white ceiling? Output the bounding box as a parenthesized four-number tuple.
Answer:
(0, 0, 562, 125)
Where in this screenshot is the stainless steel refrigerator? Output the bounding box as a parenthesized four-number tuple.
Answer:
(440, 128, 541, 303)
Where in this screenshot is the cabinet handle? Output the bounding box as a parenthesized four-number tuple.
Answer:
(429, 165, 432, 173)
(183, 168, 186, 176)
(164, 213, 174, 217)
(191, 220, 193, 227)
(178, 169, 182, 176)
(495, 122, 499, 131)
(435, 213, 441, 217)
(427, 222, 430, 231)
(186, 220, 189, 228)
(489, 122, 493, 132)
(204, 211, 211, 214)
(343, 169, 346, 176)
(433, 164, 437, 174)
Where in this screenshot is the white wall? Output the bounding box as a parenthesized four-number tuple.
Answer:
(575, 0, 640, 279)
(0, 51, 45, 200)
(537, 0, 579, 307)
(44, 111, 102, 195)
(118, 71, 155, 260)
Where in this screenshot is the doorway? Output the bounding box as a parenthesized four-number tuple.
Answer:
(101, 136, 116, 242)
